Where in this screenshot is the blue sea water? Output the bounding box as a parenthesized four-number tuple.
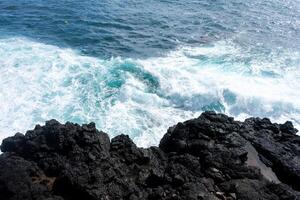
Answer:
(0, 0, 299, 146)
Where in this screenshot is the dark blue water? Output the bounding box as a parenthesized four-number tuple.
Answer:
(1, 0, 299, 58)
(0, 0, 299, 146)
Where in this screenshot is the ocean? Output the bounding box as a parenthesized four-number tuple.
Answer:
(0, 0, 299, 146)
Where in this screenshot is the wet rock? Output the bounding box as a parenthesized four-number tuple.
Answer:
(0, 111, 299, 200)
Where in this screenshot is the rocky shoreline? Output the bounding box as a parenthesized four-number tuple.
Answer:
(0, 111, 299, 200)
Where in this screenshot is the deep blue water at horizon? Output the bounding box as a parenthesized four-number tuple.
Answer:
(0, 0, 300, 146)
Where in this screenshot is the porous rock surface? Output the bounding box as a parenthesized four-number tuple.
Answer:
(0, 111, 299, 200)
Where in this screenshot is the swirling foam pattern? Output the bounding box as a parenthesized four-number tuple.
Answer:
(0, 37, 299, 146)
(1, 0, 300, 145)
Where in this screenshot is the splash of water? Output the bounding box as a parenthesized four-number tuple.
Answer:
(0, 37, 299, 146)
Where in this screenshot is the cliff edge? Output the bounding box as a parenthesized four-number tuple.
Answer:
(1, 111, 299, 200)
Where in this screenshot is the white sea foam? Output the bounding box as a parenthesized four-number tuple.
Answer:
(0, 37, 299, 147)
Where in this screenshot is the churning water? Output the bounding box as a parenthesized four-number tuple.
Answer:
(0, 0, 299, 146)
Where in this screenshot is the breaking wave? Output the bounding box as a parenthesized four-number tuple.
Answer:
(0, 37, 299, 146)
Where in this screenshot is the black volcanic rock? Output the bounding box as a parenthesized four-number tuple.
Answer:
(0, 111, 299, 200)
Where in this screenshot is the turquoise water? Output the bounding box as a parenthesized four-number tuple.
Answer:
(0, 0, 299, 146)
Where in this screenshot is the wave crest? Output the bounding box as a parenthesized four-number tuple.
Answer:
(0, 37, 299, 146)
